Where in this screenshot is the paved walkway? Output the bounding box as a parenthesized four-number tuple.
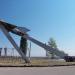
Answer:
(0, 66, 75, 75)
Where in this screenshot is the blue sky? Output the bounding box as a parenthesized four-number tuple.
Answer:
(0, 0, 75, 56)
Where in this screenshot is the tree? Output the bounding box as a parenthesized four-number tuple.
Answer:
(48, 38, 57, 59)
(48, 37, 68, 59)
(20, 37, 27, 56)
(48, 38, 57, 49)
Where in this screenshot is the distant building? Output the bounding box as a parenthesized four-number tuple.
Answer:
(4, 47, 7, 56)
(0, 48, 2, 56)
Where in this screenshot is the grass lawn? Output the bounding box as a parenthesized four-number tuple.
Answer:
(0, 57, 75, 67)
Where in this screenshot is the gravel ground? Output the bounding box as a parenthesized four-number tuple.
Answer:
(0, 66, 75, 75)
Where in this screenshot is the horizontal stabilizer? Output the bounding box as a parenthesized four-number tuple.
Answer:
(17, 27, 30, 33)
